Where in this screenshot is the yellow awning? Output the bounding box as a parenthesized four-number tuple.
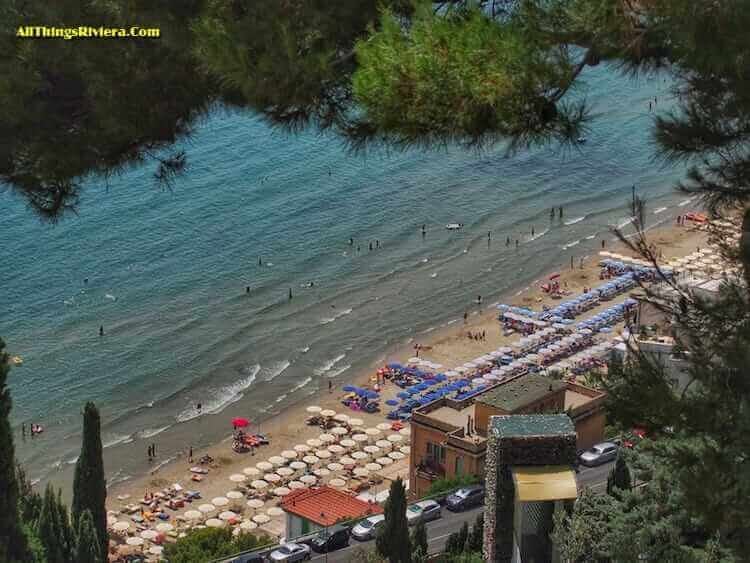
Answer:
(511, 465, 578, 502)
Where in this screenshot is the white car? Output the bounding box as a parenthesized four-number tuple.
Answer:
(268, 542, 311, 561)
(406, 499, 442, 526)
(351, 514, 385, 541)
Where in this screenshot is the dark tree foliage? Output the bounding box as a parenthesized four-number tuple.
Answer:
(0, 338, 29, 562)
(163, 527, 268, 563)
(16, 464, 42, 524)
(411, 518, 428, 558)
(446, 520, 469, 555)
(73, 510, 102, 563)
(606, 453, 632, 498)
(72, 402, 107, 561)
(37, 484, 71, 563)
(466, 512, 484, 552)
(376, 477, 411, 563)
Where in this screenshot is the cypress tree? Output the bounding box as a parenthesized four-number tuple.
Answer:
(606, 454, 632, 498)
(376, 477, 411, 563)
(73, 510, 102, 563)
(55, 489, 74, 561)
(72, 402, 107, 560)
(467, 512, 484, 552)
(0, 338, 29, 562)
(411, 519, 427, 558)
(37, 484, 65, 563)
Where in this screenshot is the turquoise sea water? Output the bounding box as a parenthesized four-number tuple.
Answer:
(2, 64, 691, 487)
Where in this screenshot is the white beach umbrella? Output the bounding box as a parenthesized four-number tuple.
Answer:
(256, 461, 273, 471)
(376, 422, 392, 431)
(339, 456, 356, 465)
(240, 520, 258, 531)
(320, 409, 336, 418)
(315, 449, 332, 459)
(363, 445, 380, 455)
(331, 426, 348, 436)
(294, 444, 310, 453)
(365, 463, 382, 472)
(184, 510, 202, 521)
(327, 462, 344, 472)
(319, 433, 336, 443)
(263, 473, 281, 483)
(328, 444, 345, 454)
(306, 406, 322, 414)
(329, 478, 347, 488)
(365, 428, 381, 437)
(272, 487, 291, 497)
(198, 504, 216, 514)
(376, 439, 392, 449)
(212, 497, 229, 507)
(277, 467, 294, 478)
(155, 522, 174, 533)
(351, 451, 368, 461)
(399, 446, 410, 455)
(205, 518, 224, 528)
(307, 438, 323, 448)
(229, 474, 246, 483)
(140, 530, 159, 540)
(281, 450, 298, 460)
(352, 434, 368, 443)
(302, 455, 320, 465)
(387, 434, 403, 443)
(226, 491, 244, 500)
(250, 480, 269, 490)
(353, 467, 370, 478)
(246, 499, 264, 509)
(289, 461, 306, 471)
(454, 366, 468, 373)
(463, 362, 477, 369)
(349, 418, 364, 427)
(219, 511, 238, 521)
(314, 468, 330, 478)
(268, 456, 286, 466)
(333, 413, 350, 423)
(408, 357, 421, 363)
(112, 521, 131, 532)
(375, 490, 390, 503)
(243, 467, 261, 477)
(126, 537, 144, 546)
(444, 370, 459, 377)
(288, 480, 305, 489)
(376, 457, 394, 466)
(389, 451, 406, 460)
(267, 507, 284, 517)
(300, 474, 317, 485)
(339, 439, 356, 448)
(149, 545, 164, 556)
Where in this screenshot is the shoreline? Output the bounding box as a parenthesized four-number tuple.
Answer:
(105, 214, 709, 531)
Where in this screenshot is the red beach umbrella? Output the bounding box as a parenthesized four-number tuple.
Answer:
(232, 418, 249, 428)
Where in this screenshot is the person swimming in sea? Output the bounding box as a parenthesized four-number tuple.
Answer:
(99, 325, 104, 336)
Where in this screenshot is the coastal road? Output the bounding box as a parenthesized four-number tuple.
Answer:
(308, 461, 613, 562)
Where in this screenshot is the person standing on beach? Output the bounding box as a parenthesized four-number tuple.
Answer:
(376, 240, 380, 248)
(369, 242, 373, 251)
(463, 311, 468, 324)
(21, 423, 25, 439)
(550, 208, 555, 219)
(559, 207, 563, 218)
(601, 239, 606, 249)
(288, 288, 293, 300)
(506, 236, 510, 246)
(188, 446, 193, 463)
(349, 237, 353, 246)
(258, 256, 262, 266)
(246, 286, 250, 294)
(152, 443, 156, 457)
(515, 239, 519, 248)
(328, 381, 333, 393)
(531, 226, 535, 237)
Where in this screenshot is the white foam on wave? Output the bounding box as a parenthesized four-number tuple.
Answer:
(103, 434, 133, 449)
(265, 360, 291, 381)
(290, 376, 313, 392)
(328, 364, 351, 379)
(446, 319, 459, 325)
(149, 456, 176, 474)
(585, 234, 596, 240)
(529, 228, 549, 241)
(139, 426, 171, 439)
(275, 394, 288, 404)
(176, 364, 261, 423)
(105, 293, 117, 301)
(299, 346, 311, 353)
(615, 217, 635, 229)
(678, 197, 695, 207)
(314, 354, 346, 376)
(564, 216, 586, 226)
(63, 297, 75, 306)
(319, 307, 353, 325)
(66, 455, 79, 465)
(562, 240, 580, 250)
(654, 207, 668, 214)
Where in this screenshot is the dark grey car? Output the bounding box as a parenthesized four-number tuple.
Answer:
(445, 485, 485, 512)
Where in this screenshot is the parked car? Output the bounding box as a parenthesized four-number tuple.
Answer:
(267, 542, 311, 562)
(446, 485, 485, 512)
(579, 442, 618, 466)
(406, 499, 442, 526)
(309, 524, 350, 553)
(351, 514, 385, 541)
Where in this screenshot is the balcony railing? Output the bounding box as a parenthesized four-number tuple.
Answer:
(415, 459, 445, 480)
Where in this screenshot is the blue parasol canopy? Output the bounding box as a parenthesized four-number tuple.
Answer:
(386, 399, 399, 406)
(397, 392, 410, 400)
(343, 385, 358, 393)
(387, 363, 402, 370)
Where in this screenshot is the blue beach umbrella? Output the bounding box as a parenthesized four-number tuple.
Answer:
(386, 399, 399, 406)
(364, 390, 379, 399)
(343, 385, 358, 393)
(387, 363, 402, 370)
(397, 392, 410, 400)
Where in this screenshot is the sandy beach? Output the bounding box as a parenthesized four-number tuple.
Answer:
(105, 215, 710, 542)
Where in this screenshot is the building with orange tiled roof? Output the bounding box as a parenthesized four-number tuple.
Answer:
(280, 486, 383, 539)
